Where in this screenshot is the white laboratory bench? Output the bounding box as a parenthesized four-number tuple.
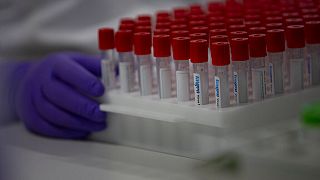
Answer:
(0, 123, 207, 180)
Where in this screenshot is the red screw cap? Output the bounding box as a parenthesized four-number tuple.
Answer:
(249, 34, 267, 57)
(230, 38, 249, 61)
(171, 24, 188, 31)
(249, 27, 266, 34)
(228, 24, 246, 32)
(285, 18, 304, 26)
(156, 10, 171, 18)
(137, 14, 152, 22)
(190, 39, 208, 63)
(120, 18, 136, 25)
(209, 22, 226, 30)
(286, 25, 305, 48)
(266, 23, 283, 30)
(210, 35, 228, 43)
(266, 29, 285, 52)
(229, 31, 248, 39)
(189, 20, 206, 28)
(119, 23, 135, 31)
(190, 33, 208, 41)
(134, 32, 152, 55)
(135, 26, 152, 33)
(136, 20, 152, 26)
(305, 21, 320, 44)
(156, 22, 171, 29)
(210, 29, 227, 36)
(172, 18, 188, 25)
(153, 34, 171, 57)
(98, 28, 114, 50)
(191, 26, 209, 34)
(209, 16, 225, 23)
(265, 16, 283, 24)
(171, 30, 189, 38)
(115, 30, 133, 52)
(154, 28, 171, 35)
(172, 37, 190, 60)
(303, 14, 320, 22)
(211, 42, 230, 66)
(245, 21, 262, 30)
(227, 18, 244, 26)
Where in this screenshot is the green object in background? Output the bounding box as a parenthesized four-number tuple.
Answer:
(302, 103, 320, 128)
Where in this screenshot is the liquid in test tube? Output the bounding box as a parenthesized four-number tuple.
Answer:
(230, 38, 250, 104)
(153, 34, 172, 99)
(190, 39, 209, 105)
(266, 29, 286, 95)
(305, 21, 320, 86)
(211, 42, 231, 108)
(172, 37, 191, 102)
(115, 30, 135, 93)
(98, 28, 117, 90)
(134, 32, 153, 96)
(285, 25, 306, 92)
(249, 34, 267, 101)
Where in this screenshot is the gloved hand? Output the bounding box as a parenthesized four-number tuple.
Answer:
(15, 52, 107, 139)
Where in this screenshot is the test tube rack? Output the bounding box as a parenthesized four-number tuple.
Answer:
(92, 69, 320, 159)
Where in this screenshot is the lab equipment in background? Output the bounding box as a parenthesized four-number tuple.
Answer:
(305, 21, 320, 86)
(211, 42, 230, 108)
(98, 28, 117, 90)
(230, 38, 250, 104)
(172, 37, 191, 102)
(249, 34, 267, 101)
(190, 39, 209, 105)
(285, 25, 306, 92)
(266, 29, 285, 96)
(134, 32, 153, 96)
(153, 34, 172, 99)
(115, 30, 135, 93)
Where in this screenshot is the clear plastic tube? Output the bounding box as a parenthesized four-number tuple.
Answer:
(306, 44, 320, 86)
(251, 57, 266, 101)
(118, 52, 135, 92)
(267, 52, 284, 95)
(214, 65, 230, 108)
(137, 55, 153, 96)
(232, 61, 249, 104)
(156, 57, 172, 99)
(175, 60, 190, 102)
(286, 48, 305, 92)
(193, 62, 209, 105)
(101, 49, 116, 90)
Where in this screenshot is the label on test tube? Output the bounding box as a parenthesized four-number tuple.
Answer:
(252, 68, 266, 101)
(306, 55, 312, 86)
(194, 73, 209, 105)
(101, 60, 115, 90)
(140, 64, 152, 95)
(290, 58, 304, 91)
(119, 62, 134, 92)
(268, 63, 275, 95)
(215, 76, 221, 107)
(233, 72, 239, 104)
(311, 52, 320, 85)
(159, 68, 172, 98)
(176, 71, 190, 101)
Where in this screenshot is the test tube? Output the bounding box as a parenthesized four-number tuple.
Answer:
(266, 29, 286, 95)
(115, 30, 135, 93)
(153, 34, 172, 99)
(249, 34, 267, 101)
(134, 32, 153, 96)
(172, 37, 191, 102)
(230, 38, 250, 104)
(285, 25, 306, 92)
(305, 21, 320, 86)
(211, 42, 230, 108)
(190, 39, 209, 105)
(98, 28, 116, 90)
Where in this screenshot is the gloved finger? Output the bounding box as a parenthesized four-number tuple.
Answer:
(42, 79, 106, 123)
(34, 91, 106, 132)
(66, 53, 102, 77)
(17, 92, 89, 139)
(52, 57, 104, 97)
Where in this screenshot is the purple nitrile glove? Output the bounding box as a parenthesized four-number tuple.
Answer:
(15, 52, 107, 139)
